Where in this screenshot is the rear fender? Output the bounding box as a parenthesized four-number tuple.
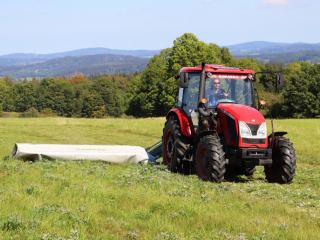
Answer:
(167, 108, 192, 137)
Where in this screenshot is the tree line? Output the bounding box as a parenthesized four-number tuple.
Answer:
(0, 74, 132, 118)
(0, 33, 319, 118)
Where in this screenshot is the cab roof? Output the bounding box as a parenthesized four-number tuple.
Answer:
(180, 64, 254, 75)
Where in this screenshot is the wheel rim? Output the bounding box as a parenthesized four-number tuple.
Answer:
(163, 129, 174, 165)
(196, 144, 209, 180)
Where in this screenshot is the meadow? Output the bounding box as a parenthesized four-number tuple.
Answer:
(0, 117, 319, 239)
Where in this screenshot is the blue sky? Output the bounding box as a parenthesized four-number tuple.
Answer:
(0, 0, 319, 54)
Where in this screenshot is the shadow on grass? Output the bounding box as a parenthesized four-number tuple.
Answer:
(224, 174, 252, 183)
(154, 163, 265, 183)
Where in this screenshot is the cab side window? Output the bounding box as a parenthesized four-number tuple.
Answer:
(182, 74, 200, 115)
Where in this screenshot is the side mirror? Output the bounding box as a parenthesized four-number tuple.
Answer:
(275, 73, 284, 91)
(179, 72, 189, 88)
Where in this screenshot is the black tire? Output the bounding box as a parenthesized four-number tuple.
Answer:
(264, 136, 296, 184)
(162, 116, 190, 173)
(195, 135, 226, 182)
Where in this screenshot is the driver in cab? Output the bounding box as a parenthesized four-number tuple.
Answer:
(208, 78, 228, 106)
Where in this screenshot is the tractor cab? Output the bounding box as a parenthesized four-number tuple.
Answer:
(178, 65, 256, 120)
(162, 64, 296, 183)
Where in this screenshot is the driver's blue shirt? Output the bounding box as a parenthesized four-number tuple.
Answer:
(208, 89, 225, 107)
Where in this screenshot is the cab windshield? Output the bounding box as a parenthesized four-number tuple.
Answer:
(205, 76, 255, 107)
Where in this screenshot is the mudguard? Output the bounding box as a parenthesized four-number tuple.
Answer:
(268, 131, 288, 138)
(268, 131, 288, 147)
(166, 108, 192, 137)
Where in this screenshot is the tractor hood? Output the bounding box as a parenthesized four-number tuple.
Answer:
(217, 103, 265, 124)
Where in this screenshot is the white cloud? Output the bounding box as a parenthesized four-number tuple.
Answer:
(263, 0, 289, 6)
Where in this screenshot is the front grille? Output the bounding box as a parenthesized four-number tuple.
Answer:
(243, 138, 265, 144)
(247, 124, 260, 135)
(242, 148, 272, 159)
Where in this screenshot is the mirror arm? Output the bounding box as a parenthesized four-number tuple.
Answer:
(254, 71, 284, 92)
(254, 88, 261, 110)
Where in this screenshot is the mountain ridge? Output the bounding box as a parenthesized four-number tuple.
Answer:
(0, 48, 160, 67)
(0, 53, 149, 79)
(227, 41, 320, 57)
(2, 41, 320, 79)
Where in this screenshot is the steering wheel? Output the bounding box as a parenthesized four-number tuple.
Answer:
(217, 99, 235, 104)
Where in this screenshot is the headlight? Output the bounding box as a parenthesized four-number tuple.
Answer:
(239, 121, 252, 138)
(239, 121, 267, 139)
(257, 122, 267, 138)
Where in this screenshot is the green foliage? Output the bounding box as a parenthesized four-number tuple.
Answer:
(128, 33, 233, 117)
(92, 75, 128, 117)
(40, 108, 57, 117)
(80, 89, 106, 118)
(282, 63, 320, 118)
(168, 33, 225, 76)
(0, 77, 15, 111)
(128, 49, 172, 116)
(13, 80, 38, 112)
(19, 107, 40, 118)
(36, 78, 75, 117)
(0, 74, 132, 118)
(231, 57, 262, 72)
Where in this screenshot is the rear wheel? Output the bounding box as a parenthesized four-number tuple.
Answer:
(195, 135, 226, 182)
(264, 136, 296, 184)
(162, 116, 190, 173)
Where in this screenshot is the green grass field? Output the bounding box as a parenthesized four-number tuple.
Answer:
(0, 118, 319, 240)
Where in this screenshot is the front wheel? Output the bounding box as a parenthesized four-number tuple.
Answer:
(264, 136, 296, 184)
(195, 135, 226, 182)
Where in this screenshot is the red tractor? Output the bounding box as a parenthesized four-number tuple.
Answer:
(162, 63, 296, 183)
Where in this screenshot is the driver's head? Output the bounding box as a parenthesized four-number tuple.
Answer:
(213, 79, 221, 90)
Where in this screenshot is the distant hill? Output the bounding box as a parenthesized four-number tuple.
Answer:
(2, 42, 320, 79)
(0, 54, 149, 79)
(227, 41, 320, 63)
(235, 50, 320, 64)
(0, 48, 160, 67)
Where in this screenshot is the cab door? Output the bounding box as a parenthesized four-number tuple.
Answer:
(182, 73, 200, 116)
